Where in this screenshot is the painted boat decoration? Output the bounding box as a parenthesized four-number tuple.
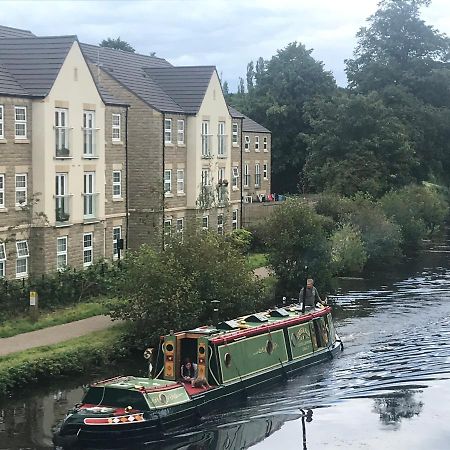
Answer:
(53, 303, 342, 447)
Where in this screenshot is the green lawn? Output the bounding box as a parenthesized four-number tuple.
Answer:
(0, 300, 111, 338)
(247, 253, 269, 270)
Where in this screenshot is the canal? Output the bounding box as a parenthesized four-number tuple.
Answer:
(1, 242, 450, 449)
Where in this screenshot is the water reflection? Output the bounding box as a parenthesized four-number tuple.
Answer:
(372, 390, 423, 429)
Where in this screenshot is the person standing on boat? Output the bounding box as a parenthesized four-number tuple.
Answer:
(181, 358, 198, 385)
(299, 278, 326, 308)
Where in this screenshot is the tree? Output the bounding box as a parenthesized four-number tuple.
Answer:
(231, 42, 337, 193)
(303, 91, 416, 196)
(99, 37, 135, 53)
(222, 80, 229, 95)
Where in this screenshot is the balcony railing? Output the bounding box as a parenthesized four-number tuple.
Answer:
(83, 193, 99, 221)
(217, 135, 227, 158)
(83, 128, 98, 158)
(55, 195, 71, 226)
(55, 127, 71, 158)
(201, 134, 213, 158)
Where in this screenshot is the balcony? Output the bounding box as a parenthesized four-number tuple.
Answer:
(83, 193, 99, 221)
(55, 127, 71, 158)
(83, 128, 98, 158)
(217, 135, 227, 158)
(201, 134, 213, 159)
(55, 195, 71, 226)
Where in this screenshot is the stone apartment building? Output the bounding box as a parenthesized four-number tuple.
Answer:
(0, 25, 272, 278)
(0, 27, 127, 279)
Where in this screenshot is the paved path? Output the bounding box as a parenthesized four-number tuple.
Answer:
(0, 266, 272, 357)
(0, 315, 117, 357)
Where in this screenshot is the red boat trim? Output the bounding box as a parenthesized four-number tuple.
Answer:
(142, 383, 182, 393)
(84, 413, 144, 426)
(210, 307, 331, 345)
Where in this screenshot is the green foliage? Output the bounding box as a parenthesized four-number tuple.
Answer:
(246, 253, 269, 270)
(0, 325, 130, 396)
(0, 262, 120, 322)
(262, 198, 332, 294)
(108, 232, 265, 347)
(225, 229, 253, 253)
(303, 91, 416, 196)
(229, 42, 337, 193)
(380, 184, 449, 249)
(99, 37, 135, 52)
(314, 193, 353, 223)
(330, 224, 367, 275)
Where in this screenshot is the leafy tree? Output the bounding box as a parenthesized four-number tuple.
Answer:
(230, 42, 337, 193)
(262, 198, 332, 294)
(303, 91, 416, 196)
(222, 80, 229, 95)
(99, 37, 135, 53)
(109, 232, 264, 345)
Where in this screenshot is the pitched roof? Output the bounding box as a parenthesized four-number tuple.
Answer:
(80, 43, 183, 113)
(228, 106, 271, 133)
(0, 25, 34, 38)
(0, 35, 76, 97)
(0, 63, 26, 96)
(144, 66, 215, 114)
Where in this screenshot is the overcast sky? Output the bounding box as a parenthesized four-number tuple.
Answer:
(3, 0, 450, 89)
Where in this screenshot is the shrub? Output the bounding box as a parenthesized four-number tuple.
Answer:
(262, 198, 332, 295)
(315, 193, 352, 223)
(225, 229, 253, 253)
(330, 223, 367, 275)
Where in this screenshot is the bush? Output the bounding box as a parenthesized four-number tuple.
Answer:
(330, 224, 367, 275)
(225, 229, 253, 253)
(381, 184, 448, 250)
(262, 198, 332, 295)
(109, 232, 265, 348)
(315, 193, 352, 223)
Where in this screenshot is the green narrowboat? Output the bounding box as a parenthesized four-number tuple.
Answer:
(53, 303, 342, 447)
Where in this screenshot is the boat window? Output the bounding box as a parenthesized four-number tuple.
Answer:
(165, 343, 174, 352)
(82, 387, 149, 411)
(266, 340, 274, 354)
(199, 346, 205, 355)
(224, 353, 232, 367)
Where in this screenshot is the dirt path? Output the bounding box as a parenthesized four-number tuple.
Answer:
(253, 266, 273, 278)
(0, 315, 117, 357)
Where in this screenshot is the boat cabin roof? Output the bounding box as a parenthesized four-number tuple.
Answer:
(171, 305, 331, 345)
(91, 376, 179, 392)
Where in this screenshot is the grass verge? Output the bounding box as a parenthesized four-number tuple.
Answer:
(0, 324, 131, 396)
(247, 253, 269, 270)
(0, 300, 112, 338)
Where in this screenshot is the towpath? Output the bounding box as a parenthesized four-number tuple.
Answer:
(0, 266, 273, 357)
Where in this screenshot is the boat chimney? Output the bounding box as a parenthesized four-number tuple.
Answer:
(211, 300, 220, 326)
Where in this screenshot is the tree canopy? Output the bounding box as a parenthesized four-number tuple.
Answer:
(99, 37, 135, 53)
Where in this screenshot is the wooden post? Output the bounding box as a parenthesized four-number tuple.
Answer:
(29, 290, 39, 322)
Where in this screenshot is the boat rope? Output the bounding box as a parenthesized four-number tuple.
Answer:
(208, 345, 221, 386)
(152, 342, 162, 378)
(94, 385, 107, 407)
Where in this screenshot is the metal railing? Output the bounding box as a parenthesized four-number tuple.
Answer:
(83, 193, 99, 220)
(201, 134, 213, 158)
(55, 127, 71, 158)
(83, 128, 98, 157)
(217, 134, 227, 158)
(55, 195, 71, 225)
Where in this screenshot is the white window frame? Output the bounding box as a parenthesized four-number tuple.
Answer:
(202, 216, 209, 230)
(83, 172, 96, 219)
(56, 236, 68, 271)
(255, 163, 261, 187)
(15, 240, 29, 278)
(113, 226, 122, 260)
(232, 122, 238, 146)
(217, 213, 224, 235)
(164, 169, 172, 194)
(15, 173, 27, 206)
(164, 218, 172, 238)
(177, 169, 184, 194)
(83, 110, 96, 157)
(218, 121, 226, 157)
(255, 136, 260, 152)
(263, 136, 268, 152)
(0, 105, 4, 139)
(201, 168, 210, 187)
(263, 162, 268, 180)
(244, 163, 250, 188)
(83, 232, 93, 267)
(113, 170, 122, 199)
(164, 118, 172, 144)
(232, 209, 238, 230)
(177, 119, 185, 145)
(232, 166, 239, 189)
(14, 106, 27, 139)
(176, 218, 184, 235)
(0, 242, 6, 278)
(0, 174, 4, 208)
(244, 135, 250, 151)
(112, 114, 121, 141)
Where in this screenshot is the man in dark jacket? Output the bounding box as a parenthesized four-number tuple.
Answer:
(299, 278, 326, 308)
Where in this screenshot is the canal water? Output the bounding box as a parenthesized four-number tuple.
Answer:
(1, 243, 450, 449)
